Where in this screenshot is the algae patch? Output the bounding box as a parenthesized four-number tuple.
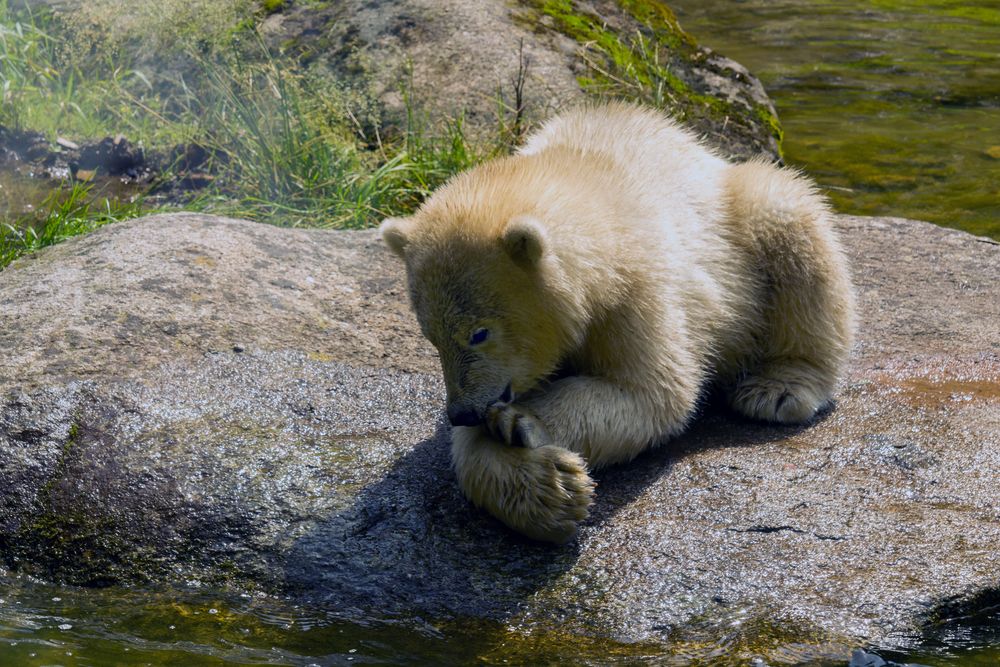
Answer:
(3, 414, 157, 587)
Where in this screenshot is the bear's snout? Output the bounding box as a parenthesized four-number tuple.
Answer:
(447, 404, 482, 427)
(447, 384, 514, 427)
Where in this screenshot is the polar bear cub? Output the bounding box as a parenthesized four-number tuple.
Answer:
(380, 103, 855, 543)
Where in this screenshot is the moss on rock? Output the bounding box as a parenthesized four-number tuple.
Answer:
(515, 0, 783, 159)
(257, 0, 783, 159)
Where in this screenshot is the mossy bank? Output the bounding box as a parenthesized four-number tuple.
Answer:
(513, 0, 782, 157)
(266, 0, 781, 159)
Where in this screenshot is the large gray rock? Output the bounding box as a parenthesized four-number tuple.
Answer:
(262, 0, 782, 160)
(1, 213, 998, 662)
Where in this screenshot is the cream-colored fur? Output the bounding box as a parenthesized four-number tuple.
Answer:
(380, 103, 855, 544)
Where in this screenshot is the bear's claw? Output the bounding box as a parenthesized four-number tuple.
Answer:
(486, 402, 552, 449)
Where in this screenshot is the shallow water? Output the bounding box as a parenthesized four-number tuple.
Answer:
(0, 574, 520, 666)
(2, 571, 999, 665)
(0, 170, 145, 228)
(670, 0, 1000, 240)
(0, 171, 60, 219)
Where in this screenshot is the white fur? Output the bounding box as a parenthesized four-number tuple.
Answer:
(382, 103, 856, 543)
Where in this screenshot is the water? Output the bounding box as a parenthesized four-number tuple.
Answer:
(2, 570, 999, 665)
(669, 0, 1000, 240)
(0, 571, 678, 666)
(0, 170, 145, 226)
(0, 171, 60, 220)
(0, 573, 520, 666)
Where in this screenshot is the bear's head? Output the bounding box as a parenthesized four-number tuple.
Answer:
(380, 213, 576, 427)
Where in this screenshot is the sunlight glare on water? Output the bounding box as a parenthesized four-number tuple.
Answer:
(670, 0, 1000, 240)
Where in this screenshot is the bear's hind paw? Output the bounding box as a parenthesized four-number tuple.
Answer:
(729, 366, 831, 424)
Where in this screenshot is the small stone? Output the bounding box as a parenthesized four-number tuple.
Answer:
(180, 172, 215, 189)
(56, 137, 80, 151)
(849, 649, 887, 667)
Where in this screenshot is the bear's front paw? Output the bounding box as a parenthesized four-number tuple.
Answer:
(485, 402, 552, 449)
(507, 445, 595, 543)
(452, 427, 594, 544)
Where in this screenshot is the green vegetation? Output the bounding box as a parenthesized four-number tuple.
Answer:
(167, 35, 484, 227)
(260, 0, 287, 14)
(0, 1, 101, 135)
(0, 0, 491, 269)
(0, 0, 245, 142)
(516, 0, 783, 150)
(0, 183, 145, 269)
(181, 40, 484, 228)
(519, 0, 692, 104)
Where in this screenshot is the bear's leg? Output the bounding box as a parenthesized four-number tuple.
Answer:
(519, 374, 695, 469)
(451, 425, 594, 543)
(723, 159, 855, 424)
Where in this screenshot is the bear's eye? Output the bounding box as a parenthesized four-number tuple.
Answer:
(469, 328, 490, 346)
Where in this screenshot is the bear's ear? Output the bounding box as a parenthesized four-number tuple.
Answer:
(502, 215, 547, 268)
(379, 217, 414, 258)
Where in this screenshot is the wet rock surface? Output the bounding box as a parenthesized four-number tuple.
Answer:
(1, 213, 998, 662)
(0, 126, 156, 184)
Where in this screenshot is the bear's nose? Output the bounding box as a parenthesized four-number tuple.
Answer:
(447, 405, 481, 427)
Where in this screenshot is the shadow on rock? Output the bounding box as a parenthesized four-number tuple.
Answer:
(587, 392, 827, 529)
(282, 391, 830, 628)
(282, 420, 582, 624)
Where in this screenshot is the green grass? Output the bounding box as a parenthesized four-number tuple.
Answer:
(169, 34, 487, 228)
(0, 1, 74, 132)
(0, 1, 498, 268)
(516, 0, 783, 153)
(0, 1, 154, 140)
(0, 183, 146, 269)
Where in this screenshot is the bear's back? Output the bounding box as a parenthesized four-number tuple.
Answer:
(519, 103, 726, 198)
